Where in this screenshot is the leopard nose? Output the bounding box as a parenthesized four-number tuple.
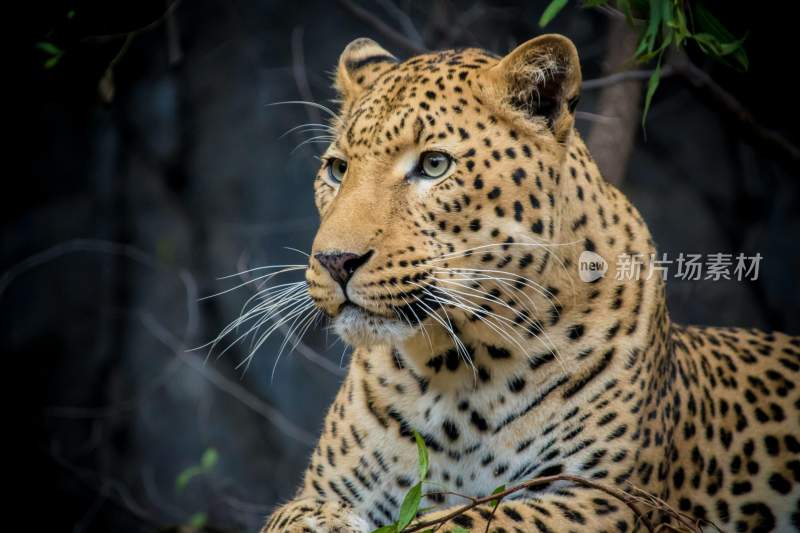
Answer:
(314, 250, 374, 288)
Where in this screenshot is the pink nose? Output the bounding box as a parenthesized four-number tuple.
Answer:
(314, 250, 373, 288)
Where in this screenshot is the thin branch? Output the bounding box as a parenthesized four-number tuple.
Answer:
(49, 441, 157, 525)
(375, 0, 425, 48)
(142, 311, 317, 447)
(2, 239, 317, 446)
(164, 0, 183, 66)
(671, 53, 800, 162)
(404, 474, 656, 532)
(291, 26, 322, 126)
(583, 65, 673, 90)
(81, 0, 183, 43)
(337, 0, 427, 54)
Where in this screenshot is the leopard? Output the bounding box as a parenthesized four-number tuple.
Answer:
(261, 34, 800, 532)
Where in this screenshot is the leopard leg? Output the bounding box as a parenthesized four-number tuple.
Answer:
(261, 497, 370, 533)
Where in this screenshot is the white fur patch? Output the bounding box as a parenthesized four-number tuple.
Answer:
(333, 305, 417, 347)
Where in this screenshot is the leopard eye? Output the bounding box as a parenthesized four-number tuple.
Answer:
(327, 158, 348, 184)
(418, 151, 452, 179)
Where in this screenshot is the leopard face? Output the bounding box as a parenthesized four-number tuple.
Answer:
(306, 36, 582, 353)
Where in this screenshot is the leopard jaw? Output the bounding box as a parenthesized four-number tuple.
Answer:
(332, 304, 417, 347)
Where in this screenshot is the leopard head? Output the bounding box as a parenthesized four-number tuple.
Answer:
(306, 35, 586, 354)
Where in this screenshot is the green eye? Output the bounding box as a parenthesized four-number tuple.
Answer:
(419, 151, 452, 179)
(328, 158, 348, 183)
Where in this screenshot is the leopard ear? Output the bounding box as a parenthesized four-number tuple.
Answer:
(335, 38, 398, 100)
(486, 34, 581, 141)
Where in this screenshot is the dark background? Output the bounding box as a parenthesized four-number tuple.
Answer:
(15, 1, 799, 531)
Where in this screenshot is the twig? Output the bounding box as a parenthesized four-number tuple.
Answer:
(576, 111, 619, 124)
(337, 0, 427, 54)
(2, 238, 317, 446)
(671, 53, 800, 162)
(49, 441, 157, 524)
(375, 0, 425, 48)
(141, 312, 318, 447)
(164, 0, 183, 66)
(81, 0, 183, 44)
(291, 27, 321, 126)
(0, 239, 157, 300)
(582, 65, 673, 90)
(403, 474, 657, 532)
(84, 0, 183, 102)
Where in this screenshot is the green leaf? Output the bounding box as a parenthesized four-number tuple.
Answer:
(538, 0, 569, 28)
(36, 41, 62, 56)
(44, 56, 61, 69)
(451, 527, 470, 533)
(176, 466, 201, 491)
(642, 57, 662, 128)
(616, 0, 635, 26)
(397, 483, 422, 531)
(692, 4, 748, 70)
(371, 526, 397, 533)
(489, 485, 505, 508)
(414, 431, 429, 481)
(668, 6, 690, 47)
(694, 4, 737, 43)
(634, 0, 663, 57)
(188, 512, 207, 528)
(201, 447, 219, 469)
(176, 447, 219, 491)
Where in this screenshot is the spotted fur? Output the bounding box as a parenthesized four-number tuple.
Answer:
(263, 35, 800, 532)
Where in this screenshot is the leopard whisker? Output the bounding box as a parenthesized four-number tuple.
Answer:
(279, 123, 335, 139)
(204, 278, 310, 362)
(267, 100, 337, 118)
(270, 303, 321, 380)
(408, 285, 477, 380)
(432, 277, 567, 373)
(220, 287, 311, 358)
(291, 135, 336, 154)
(433, 266, 561, 307)
(283, 246, 311, 258)
(201, 265, 306, 300)
(241, 302, 315, 375)
(423, 282, 531, 360)
(396, 291, 434, 353)
(430, 239, 581, 262)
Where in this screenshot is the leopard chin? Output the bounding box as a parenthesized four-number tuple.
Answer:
(332, 304, 417, 347)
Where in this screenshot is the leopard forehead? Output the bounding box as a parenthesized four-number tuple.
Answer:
(312, 46, 567, 249)
(322, 47, 559, 166)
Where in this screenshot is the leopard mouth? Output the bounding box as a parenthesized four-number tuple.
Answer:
(338, 289, 443, 326)
(332, 304, 418, 347)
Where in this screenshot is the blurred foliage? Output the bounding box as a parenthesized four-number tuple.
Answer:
(540, 0, 749, 125)
(36, 41, 64, 69)
(188, 512, 208, 529)
(176, 447, 219, 492)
